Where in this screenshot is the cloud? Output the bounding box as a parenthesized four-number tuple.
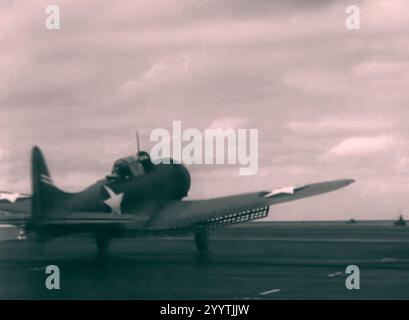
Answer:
(353, 60, 409, 77)
(284, 69, 353, 97)
(287, 117, 392, 135)
(1, 0, 409, 219)
(209, 117, 248, 130)
(325, 135, 397, 157)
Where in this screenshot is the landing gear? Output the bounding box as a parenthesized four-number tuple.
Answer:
(194, 229, 209, 255)
(96, 235, 111, 258)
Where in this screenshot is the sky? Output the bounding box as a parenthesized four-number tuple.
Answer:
(0, 0, 408, 220)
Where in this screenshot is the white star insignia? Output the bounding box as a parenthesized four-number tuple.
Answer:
(0, 192, 29, 203)
(103, 186, 124, 215)
(264, 186, 296, 198)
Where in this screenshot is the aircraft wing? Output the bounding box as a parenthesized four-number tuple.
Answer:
(146, 179, 354, 231)
(0, 192, 31, 226)
(0, 192, 31, 213)
(1, 179, 353, 235)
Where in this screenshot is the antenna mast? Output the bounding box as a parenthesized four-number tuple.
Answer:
(135, 130, 141, 153)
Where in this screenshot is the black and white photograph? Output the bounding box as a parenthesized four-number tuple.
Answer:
(0, 0, 408, 306)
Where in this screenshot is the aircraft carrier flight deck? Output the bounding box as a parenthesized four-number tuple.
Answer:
(0, 221, 408, 300)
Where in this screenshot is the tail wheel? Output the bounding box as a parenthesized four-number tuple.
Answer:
(194, 229, 209, 254)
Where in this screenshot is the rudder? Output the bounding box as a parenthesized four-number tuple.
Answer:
(31, 146, 68, 222)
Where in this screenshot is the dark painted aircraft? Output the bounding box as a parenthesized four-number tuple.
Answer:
(0, 135, 354, 256)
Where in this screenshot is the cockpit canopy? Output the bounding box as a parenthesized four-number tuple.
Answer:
(109, 151, 154, 180)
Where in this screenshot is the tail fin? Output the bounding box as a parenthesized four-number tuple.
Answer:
(31, 146, 68, 222)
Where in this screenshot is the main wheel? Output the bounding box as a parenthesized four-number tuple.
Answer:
(194, 229, 209, 255)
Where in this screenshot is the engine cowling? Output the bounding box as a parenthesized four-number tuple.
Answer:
(154, 159, 191, 200)
(170, 162, 191, 200)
